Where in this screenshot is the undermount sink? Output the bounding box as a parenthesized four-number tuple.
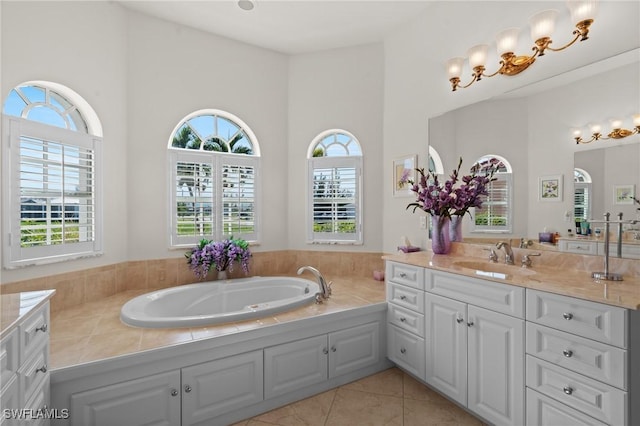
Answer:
(452, 260, 536, 279)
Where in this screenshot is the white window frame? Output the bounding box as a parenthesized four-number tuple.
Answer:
(2, 116, 103, 268)
(167, 110, 260, 248)
(574, 168, 592, 222)
(471, 155, 513, 234)
(306, 130, 363, 245)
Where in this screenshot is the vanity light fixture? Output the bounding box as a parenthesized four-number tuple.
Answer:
(573, 115, 640, 144)
(446, 0, 598, 92)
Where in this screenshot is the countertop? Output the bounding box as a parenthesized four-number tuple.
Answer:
(50, 276, 386, 370)
(557, 236, 640, 246)
(383, 250, 640, 310)
(1, 290, 56, 339)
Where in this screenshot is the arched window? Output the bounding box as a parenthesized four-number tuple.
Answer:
(574, 168, 592, 222)
(428, 145, 444, 175)
(2, 82, 103, 267)
(471, 155, 513, 233)
(307, 130, 362, 244)
(168, 110, 260, 246)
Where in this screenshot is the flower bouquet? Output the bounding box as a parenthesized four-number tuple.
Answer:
(186, 236, 251, 279)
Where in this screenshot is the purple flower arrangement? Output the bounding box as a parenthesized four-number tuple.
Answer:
(186, 237, 251, 279)
(400, 157, 498, 218)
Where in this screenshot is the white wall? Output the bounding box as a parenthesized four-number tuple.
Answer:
(125, 10, 289, 259)
(287, 44, 384, 252)
(1, 1, 129, 282)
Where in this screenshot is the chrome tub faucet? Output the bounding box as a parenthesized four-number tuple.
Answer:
(297, 266, 332, 303)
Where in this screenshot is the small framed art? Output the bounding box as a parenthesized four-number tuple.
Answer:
(393, 155, 417, 197)
(539, 175, 563, 202)
(613, 184, 635, 205)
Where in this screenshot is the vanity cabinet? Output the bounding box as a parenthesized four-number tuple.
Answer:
(385, 262, 426, 380)
(424, 272, 525, 426)
(264, 322, 380, 400)
(525, 289, 631, 426)
(0, 301, 51, 426)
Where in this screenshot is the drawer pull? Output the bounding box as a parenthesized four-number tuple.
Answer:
(36, 364, 47, 374)
(563, 386, 574, 395)
(184, 385, 192, 393)
(400, 347, 407, 354)
(399, 317, 407, 322)
(171, 389, 179, 397)
(399, 295, 407, 300)
(562, 312, 573, 320)
(35, 323, 48, 333)
(399, 272, 407, 278)
(563, 349, 573, 358)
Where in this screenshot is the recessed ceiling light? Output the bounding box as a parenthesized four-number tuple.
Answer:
(238, 0, 255, 11)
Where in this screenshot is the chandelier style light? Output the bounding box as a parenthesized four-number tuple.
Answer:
(573, 115, 640, 144)
(446, 0, 598, 92)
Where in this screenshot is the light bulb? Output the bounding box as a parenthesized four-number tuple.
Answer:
(567, 0, 598, 25)
(446, 57, 465, 79)
(590, 124, 601, 134)
(633, 114, 640, 127)
(496, 28, 519, 56)
(467, 44, 488, 69)
(572, 129, 582, 138)
(610, 119, 623, 129)
(530, 9, 558, 41)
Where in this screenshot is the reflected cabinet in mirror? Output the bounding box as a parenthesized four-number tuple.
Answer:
(428, 52, 639, 258)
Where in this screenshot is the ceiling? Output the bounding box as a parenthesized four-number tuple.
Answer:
(118, 0, 433, 55)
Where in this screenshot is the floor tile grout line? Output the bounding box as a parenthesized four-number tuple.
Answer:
(323, 388, 338, 426)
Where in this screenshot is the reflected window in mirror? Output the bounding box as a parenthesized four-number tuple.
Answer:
(471, 155, 513, 234)
(574, 168, 592, 222)
(428, 145, 444, 174)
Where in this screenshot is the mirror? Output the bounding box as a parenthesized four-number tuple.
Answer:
(428, 52, 640, 258)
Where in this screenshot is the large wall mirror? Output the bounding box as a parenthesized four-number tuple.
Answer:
(428, 49, 640, 258)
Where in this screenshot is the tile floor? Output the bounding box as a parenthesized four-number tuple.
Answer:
(232, 367, 485, 426)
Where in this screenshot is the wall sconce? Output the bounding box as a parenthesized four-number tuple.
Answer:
(573, 115, 640, 144)
(446, 0, 598, 92)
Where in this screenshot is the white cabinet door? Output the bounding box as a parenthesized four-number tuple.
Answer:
(182, 350, 263, 426)
(387, 324, 425, 380)
(467, 305, 525, 426)
(425, 293, 467, 406)
(264, 335, 328, 400)
(328, 322, 379, 378)
(70, 370, 181, 426)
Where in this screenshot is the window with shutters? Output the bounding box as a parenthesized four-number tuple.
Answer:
(471, 155, 513, 233)
(2, 82, 103, 267)
(574, 168, 592, 222)
(307, 130, 362, 244)
(168, 110, 260, 247)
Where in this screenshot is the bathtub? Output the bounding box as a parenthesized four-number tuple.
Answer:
(120, 276, 320, 328)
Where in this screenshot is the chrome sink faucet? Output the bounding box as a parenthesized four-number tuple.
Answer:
(495, 241, 514, 265)
(297, 266, 332, 302)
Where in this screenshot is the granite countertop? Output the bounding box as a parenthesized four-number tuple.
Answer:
(383, 250, 640, 310)
(1, 290, 56, 339)
(50, 277, 386, 370)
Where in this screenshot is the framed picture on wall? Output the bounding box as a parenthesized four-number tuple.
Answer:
(393, 155, 417, 197)
(538, 175, 563, 202)
(613, 184, 635, 205)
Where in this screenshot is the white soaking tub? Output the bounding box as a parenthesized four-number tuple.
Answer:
(120, 276, 320, 328)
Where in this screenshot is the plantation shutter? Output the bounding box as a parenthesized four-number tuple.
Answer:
(221, 156, 258, 241)
(574, 183, 590, 221)
(473, 173, 512, 232)
(308, 156, 362, 243)
(4, 117, 102, 266)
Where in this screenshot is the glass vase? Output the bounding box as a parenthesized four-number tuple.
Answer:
(431, 215, 452, 254)
(449, 215, 464, 242)
(217, 270, 228, 281)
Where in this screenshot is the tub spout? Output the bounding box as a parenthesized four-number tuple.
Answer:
(297, 266, 332, 302)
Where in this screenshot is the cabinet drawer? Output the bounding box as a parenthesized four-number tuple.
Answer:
(387, 281, 424, 313)
(385, 262, 424, 290)
(20, 305, 49, 361)
(526, 289, 627, 347)
(387, 324, 425, 380)
(18, 340, 49, 406)
(526, 323, 626, 389)
(1, 329, 19, 385)
(388, 303, 425, 337)
(0, 375, 19, 426)
(564, 240, 598, 255)
(526, 388, 607, 426)
(526, 355, 626, 425)
(428, 271, 525, 318)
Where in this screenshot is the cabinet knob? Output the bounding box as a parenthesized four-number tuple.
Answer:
(184, 385, 192, 393)
(171, 389, 179, 397)
(399, 317, 406, 323)
(331, 346, 337, 352)
(467, 321, 474, 327)
(563, 349, 573, 358)
(399, 295, 407, 300)
(35, 323, 48, 333)
(563, 312, 573, 320)
(36, 364, 47, 374)
(323, 348, 329, 355)
(456, 317, 464, 324)
(399, 272, 407, 278)
(400, 347, 406, 354)
(563, 386, 574, 395)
